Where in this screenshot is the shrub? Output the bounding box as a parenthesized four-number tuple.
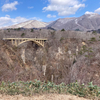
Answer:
(17, 28, 21, 31)
(92, 31, 97, 34)
(75, 29, 80, 31)
(90, 37, 96, 42)
(0, 81, 100, 99)
(14, 29, 17, 31)
(61, 29, 65, 31)
(31, 29, 34, 32)
(51, 31, 55, 37)
(8, 30, 10, 32)
(21, 33, 25, 37)
(60, 37, 64, 42)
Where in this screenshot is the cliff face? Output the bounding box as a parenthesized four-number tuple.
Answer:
(0, 40, 41, 82)
(0, 29, 100, 86)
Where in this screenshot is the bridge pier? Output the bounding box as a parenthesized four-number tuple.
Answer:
(42, 41, 44, 47)
(11, 39, 13, 45)
(15, 39, 17, 46)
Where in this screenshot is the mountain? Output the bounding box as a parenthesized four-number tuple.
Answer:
(4, 20, 48, 29)
(2, 14, 100, 31)
(47, 13, 100, 31)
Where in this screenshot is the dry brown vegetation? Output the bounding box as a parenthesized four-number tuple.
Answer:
(0, 29, 100, 86)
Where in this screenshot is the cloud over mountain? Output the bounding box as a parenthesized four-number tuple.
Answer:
(43, 0, 85, 16)
(0, 15, 28, 28)
(47, 14, 56, 18)
(95, 8, 100, 13)
(85, 7, 100, 15)
(0, 15, 43, 28)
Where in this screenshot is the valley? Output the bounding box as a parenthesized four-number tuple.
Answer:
(1, 14, 100, 100)
(1, 0, 100, 99)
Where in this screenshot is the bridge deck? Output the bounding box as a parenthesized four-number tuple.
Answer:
(3, 38, 47, 41)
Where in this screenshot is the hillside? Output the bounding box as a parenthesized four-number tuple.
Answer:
(47, 14, 100, 31)
(3, 20, 48, 29)
(1, 29, 100, 99)
(0, 29, 100, 85)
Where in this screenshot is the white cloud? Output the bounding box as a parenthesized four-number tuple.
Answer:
(0, 15, 43, 28)
(95, 8, 100, 13)
(2, 1, 18, 12)
(43, 0, 85, 16)
(5, 15, 10, 18)
(85, 11, 95, 15)
(11, 17, 28, 24)
(0, 15, 28, 28)
(47, 14, 56, 18)
(85, 7, 100, 15)
(28, 6, 34, 9)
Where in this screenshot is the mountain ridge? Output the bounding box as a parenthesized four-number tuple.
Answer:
(1, 14, 100, 31)
(47, 14, 100, 31)
(2, 20, 48, 29)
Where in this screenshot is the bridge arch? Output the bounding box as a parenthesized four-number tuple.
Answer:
(18, 39, 44, 47)
(3, 38, 47, 47)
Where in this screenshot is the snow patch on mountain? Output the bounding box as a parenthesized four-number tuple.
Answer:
(75, 19, 78, 24)
(59, 18, 74, 24)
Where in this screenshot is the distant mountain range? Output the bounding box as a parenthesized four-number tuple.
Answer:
(2, 14, 100, 31)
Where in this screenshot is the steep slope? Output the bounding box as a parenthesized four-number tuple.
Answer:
(47, 13, 100, 31)
(5, 20, 48, 29)
(1, 29, 100, 86)
(0, 40, 42, 82)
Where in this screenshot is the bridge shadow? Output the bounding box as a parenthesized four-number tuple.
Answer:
(32, 41, 39, 50)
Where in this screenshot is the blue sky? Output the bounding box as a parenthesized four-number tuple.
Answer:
(0, 0, 100, 27)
